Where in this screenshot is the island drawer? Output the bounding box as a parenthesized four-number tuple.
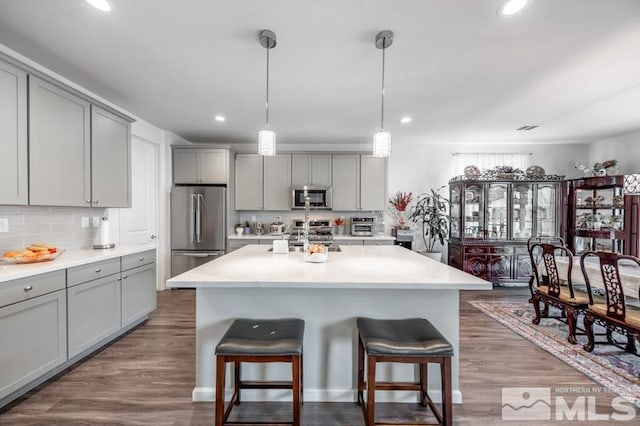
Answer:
(67, 258, 121, 287)
(121, 250, 156, 271)
(0, 270, 66, 308)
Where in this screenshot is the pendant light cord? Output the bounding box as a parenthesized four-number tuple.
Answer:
(380, 37, 386, 132)
(265, 46, 270, 129)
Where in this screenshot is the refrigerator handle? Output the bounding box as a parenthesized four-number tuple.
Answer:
(196, 194, 204, 243)
(190, 193, 197, 243)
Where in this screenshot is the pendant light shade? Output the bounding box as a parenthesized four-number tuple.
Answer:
(372, 30, 393, 158)
(258, 130, 276, 156)
(258, 29, 277, 156)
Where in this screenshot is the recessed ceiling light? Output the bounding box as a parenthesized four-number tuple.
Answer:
(400, 117, 413, 124)
(86, 0, 111, 12)
(214, 115, 226, 122)
(498, 0, 530, 16)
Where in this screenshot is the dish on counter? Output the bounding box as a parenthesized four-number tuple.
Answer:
(2, 243, 64, 264)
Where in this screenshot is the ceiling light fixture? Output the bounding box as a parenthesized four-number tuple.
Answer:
(214, 115, 226, 122)
(498, 0, 530, 16)
(86, 0, 111, 12)
(373, 30, 393, 158)
(400, 116, 412, 124)
(258, 29, 277, 156)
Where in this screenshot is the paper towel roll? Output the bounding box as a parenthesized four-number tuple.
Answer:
(94, 217, 114, 249)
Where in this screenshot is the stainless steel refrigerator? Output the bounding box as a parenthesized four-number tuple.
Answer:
(171, 186, 226, 277)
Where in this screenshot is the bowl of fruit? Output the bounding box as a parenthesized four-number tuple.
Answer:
(2, 243, 63, 264)
(304, 244, 328, 263)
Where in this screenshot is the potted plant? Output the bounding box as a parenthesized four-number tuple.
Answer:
(408, 186, 449, 261)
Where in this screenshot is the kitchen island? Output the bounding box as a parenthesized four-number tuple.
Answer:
(167, 244, 491, 404)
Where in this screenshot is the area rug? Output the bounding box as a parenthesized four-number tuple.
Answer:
(469, 299, 640, 407)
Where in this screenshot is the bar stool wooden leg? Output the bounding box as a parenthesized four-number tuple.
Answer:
(441, 357, 452, 426)
(357, 336, 364, 405)
(292, 355, 301, 426)
(366, 354, 376, 426)
(234, 361, 241, 405)
(300, 353, 304, 406)
(419, 362, 428, 407)
(215, 355, 226, 426)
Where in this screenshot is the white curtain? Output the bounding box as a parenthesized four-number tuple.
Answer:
(453, 153, 531, 175)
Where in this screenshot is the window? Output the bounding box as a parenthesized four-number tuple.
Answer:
(453, 153, 531, 176)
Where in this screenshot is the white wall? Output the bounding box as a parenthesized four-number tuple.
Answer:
(588, 129, 640, 174)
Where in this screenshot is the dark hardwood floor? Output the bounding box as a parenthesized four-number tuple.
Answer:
(0, 287, 627, 425)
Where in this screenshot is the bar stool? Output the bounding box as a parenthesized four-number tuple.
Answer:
(215, 318, 304, 426)
(356, 317, 454, 426)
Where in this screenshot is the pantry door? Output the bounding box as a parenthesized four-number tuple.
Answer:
(119, 136, 158, 245)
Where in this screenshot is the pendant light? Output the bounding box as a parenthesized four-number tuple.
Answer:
(373, 30, 393, 158)
(258, 29, 277, 156)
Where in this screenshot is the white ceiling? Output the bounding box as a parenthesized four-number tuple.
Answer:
(1, 0, 639, 147)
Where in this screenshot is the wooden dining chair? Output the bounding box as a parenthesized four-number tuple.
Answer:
(580, 251, 640, 355)
(527, 236, 566, 300)
(530, 242, 588, 344)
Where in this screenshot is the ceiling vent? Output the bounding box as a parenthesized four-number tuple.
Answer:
(516, 125, 539, 131)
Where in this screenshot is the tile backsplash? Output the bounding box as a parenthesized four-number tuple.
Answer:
(0, 205, 106, 252)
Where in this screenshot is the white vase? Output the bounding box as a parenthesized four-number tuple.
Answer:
(422, 251, 442, 262)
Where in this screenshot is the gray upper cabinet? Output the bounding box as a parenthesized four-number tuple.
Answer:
(173, 148, 228, 184)
(235, 154, 291, 210)
(0, 59, 28, 205)
(28, 76, 132, 208)
(291, 154, 331, 186)
(29, 76, 91, 207)
(264, 155, 292, 210)
(91, 106, 131, 207)
(235, 154, 264, 210)
(331, 155, 360, 211)
(360, 156, 387, 211)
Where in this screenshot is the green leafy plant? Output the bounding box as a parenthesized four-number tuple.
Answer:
(408, 186, 449, 252)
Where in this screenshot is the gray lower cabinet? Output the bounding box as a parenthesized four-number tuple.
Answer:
(227, 238, 259, 252)
(121, 263, 156, 328)
(28, 76, 91, 207)
(67, 273, 122, 358)
(91, 105, 131, 207)
(0, 58, 28, 205)
(363, 239, 394, 246)
(0, 288, 67, 401)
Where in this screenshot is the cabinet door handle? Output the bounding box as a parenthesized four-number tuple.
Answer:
(86, 200, 91, 204)
(116, 278, 122, 282)
(139, 257, 145, 261)
(95, 268, 102, 273)
(24, 285, 33, 292)
(93, 200, 99, 204)
(122, 275, 128, 279)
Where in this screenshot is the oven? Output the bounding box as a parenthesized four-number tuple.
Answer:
(291, 186, 332, 210)
(351, 217, 376, 236)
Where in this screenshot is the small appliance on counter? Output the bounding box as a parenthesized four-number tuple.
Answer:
(289, 219, 333, 246)
(269, 216, 285, 234)
(93, 217, 115, 249)
(351, 217, 376, 236)
(255, 222, 264, 235)
(393, 228, 413, 250)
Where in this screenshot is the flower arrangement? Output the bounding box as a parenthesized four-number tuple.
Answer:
(333, 217, 346, 226)
(388, 191, 413, 229)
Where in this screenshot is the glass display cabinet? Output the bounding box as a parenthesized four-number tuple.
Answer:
(448, 177, 562, 285)
(561, 175, 640, 256)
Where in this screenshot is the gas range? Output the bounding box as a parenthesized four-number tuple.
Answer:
(288, 219, 334, 246)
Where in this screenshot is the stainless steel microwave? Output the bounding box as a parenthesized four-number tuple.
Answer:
(291, 186, 332, 210)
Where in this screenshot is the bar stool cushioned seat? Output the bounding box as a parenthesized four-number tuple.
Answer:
(215, 318, 304, 426)
(357, 317, 454, 426)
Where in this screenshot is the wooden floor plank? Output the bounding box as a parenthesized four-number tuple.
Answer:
(0, 287, 628, 425)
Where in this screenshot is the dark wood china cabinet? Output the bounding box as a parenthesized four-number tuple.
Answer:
(561, 175, 640, 257)
(447, 177, 563, 285)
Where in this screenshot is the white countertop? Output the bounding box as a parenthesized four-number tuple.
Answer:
(167, 244, 491, 290)
(0, 244, 157, 283)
